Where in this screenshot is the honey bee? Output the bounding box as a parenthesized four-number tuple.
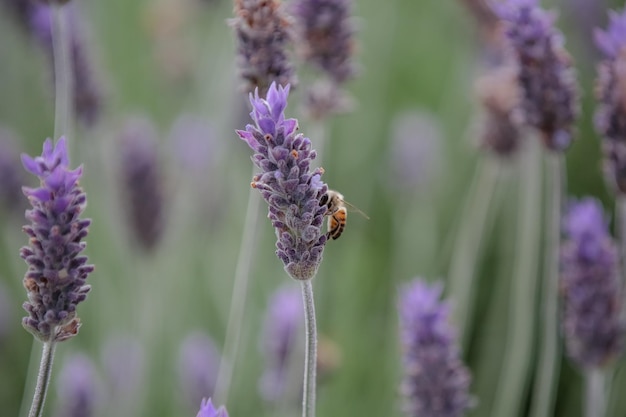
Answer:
(320, 190, 368, 240)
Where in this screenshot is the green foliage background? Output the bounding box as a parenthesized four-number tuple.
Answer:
(0, 0, 625, 416)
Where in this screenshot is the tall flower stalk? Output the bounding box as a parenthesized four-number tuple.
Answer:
(236, 82, 328, 417)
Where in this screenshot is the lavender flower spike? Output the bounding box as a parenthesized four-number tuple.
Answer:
(237, 82, 328, 281)
(20, 137, 93, 342)
(398, 279, 472, 417)
(196, 398, 228, 417)
(561, 198, 624, 368)
(497, 0, 579, 151)
(595, 8, 626, 194)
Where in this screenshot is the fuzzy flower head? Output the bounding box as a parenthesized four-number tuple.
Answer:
(561, 198, 625, 368)
(497, 0, 579, 152)
(178, 331, 220, 410)
(595, 8, 626, 195)
(237, 82, 328, 280)
(398, 279, 472, 417)
(0, 128, 27, 214)
(20, 137, 93, 342)
(196, 398, 228, 417)
(54, 353, 103, 417)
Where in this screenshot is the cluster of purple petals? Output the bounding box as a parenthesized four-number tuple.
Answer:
(595, 9, 626, 194)
(178, 331, 220, 409)
(259, 285, 302, 402)
(0, 128, 27, 214)
(291, 0, 357, 84)
(230, 0, 296, 96)
(101, 335, 145, 407)
(497, 0, 578, 151)
(54, 353, 102, 417)
(20, 137, 93, 342)
(118, 118, 166, 252)
(561, 198, 625, 368)
(196, 398, 228, 417)
(28, 3, 102, 126)
(236, 82, 327, 280)
(398, 279, 472, 417)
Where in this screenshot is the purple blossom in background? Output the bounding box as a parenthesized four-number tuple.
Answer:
(231, 0, 296, 95)
(169, 114, 218, 174)
(259, 284, 303, 402)
(54, 353, 103, 417)
(595, 8, 626, 194)
(28, 3, 102, 126)
(236, 82, 328, 280)
(101, 335, 145, 406)
(20, 137, 93, 342)
(561, 198, 625, 368)
(118, 117, 166, 252)
(0, 128, 27, 214)
(196, 398, 228, 417)
(497, 0, 579, 151)
(178, 331, 220, 410)
(398, 279, 472, 417)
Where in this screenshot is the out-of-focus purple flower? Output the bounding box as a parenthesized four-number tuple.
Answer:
(291, 0, 357, 84)
(561, 198, 625, 368)
(595, 8, 626, 194)
(54, 353, 102, 417)
(230, 0, 296, 96)
(398, 279, 472, 417)
(169, 114, 218, 174)
(302, 79, 355, 121)
(0, 128, 27, 214)
(196, 398, 228, 417)
(101, 335, 145, 406)
(118, 117, 166, 252)
(20, 137, 93, 342)
(178, 331, 220, 410)
(259, 284, 303, 402)
(28, 3, 102, 127)
(236, 82, 328, 280)
(0, 0, 36, 30)
(497, 0, 579, 152)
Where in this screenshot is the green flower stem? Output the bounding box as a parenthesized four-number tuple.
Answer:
(301, 280, 317, 417)
(214, 183, 262, 405)
(51, 5, 73, 141)
(585, 368, 606, 417)
(491, 138, 542, 417)
(530, 153, 564, 417)
(28, 340, 57, 417)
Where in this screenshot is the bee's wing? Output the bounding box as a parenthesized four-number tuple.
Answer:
(342, 200, 370, 219)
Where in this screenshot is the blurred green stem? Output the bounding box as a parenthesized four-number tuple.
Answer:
(301, 280, 317, 417)
(51, 5, 73, 141)
(530, 154, 564, 417)
(448, 157, 500, 349)
(491, 139, 542, 417)
(214, 185, 261, 405)
(585, 368, 606, 417)
(28, 340, 57, 417)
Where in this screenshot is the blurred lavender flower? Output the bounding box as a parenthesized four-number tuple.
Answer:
(20, 137, 93, 342)
(54, 353, 103, 417)
(169, 114, 218, 175)
(118, 117, 166, 252)
(236, 82, 328, 280)
(561, 198, 625, 368)
(196, 398, 228, 417)
(0, 128, 27, 214)
(259, 285, 303, 402)
(291, 0, 357, 84)
(28, 3, 102, 126)
(101, 335, 145, 406)
(398, 279, 472, 417)
(497, 0, 579, 151)
(230, 0, 296, 96)
(595, 8, 626, 194)
(178, 331, 220, 410)
(0, 0, 35, 30)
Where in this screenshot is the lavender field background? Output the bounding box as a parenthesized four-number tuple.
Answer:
(0, 0, 623, 416)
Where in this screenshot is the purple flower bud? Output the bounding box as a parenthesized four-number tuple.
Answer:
(196, 398, 228, 417)
(259, 284, 303, 402)
(236, 82, 328, 280)
(230, 0, 296, 96)
(101, 335, 145, 406)
(398, 279, 473, 417)
(594, 8, 626, 195)
(178, 331, 220, 410)
(54, 353, 103, 417)
(0, 128, 27, 214)
(118, 118, 166, 252)
(291, 0, 357, 84)
(28, 3, 102, 127)
(561, 198, 625, 368)
(20, 137, 93, 342)
(497, 0, 579, 151)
